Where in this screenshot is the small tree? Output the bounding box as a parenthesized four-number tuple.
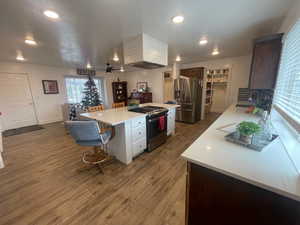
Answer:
(81, 76, 102, 109)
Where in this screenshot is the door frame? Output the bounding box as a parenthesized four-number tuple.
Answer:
(0, 72, 38, 130)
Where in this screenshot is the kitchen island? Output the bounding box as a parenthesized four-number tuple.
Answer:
(81, 103, 178, 164)
(182, 105, 300, 225)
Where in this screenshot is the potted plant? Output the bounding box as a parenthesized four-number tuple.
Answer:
(237, 121, 261, 144)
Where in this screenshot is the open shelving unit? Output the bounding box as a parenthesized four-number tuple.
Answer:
(205, 68, 230, 113)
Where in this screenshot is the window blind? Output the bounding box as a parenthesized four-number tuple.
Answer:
(65, 76, 104, 104)
(273, 20, 300, 133)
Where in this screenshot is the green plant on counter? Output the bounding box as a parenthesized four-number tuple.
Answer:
(252, 107, 263, 115)
(237, 121, 261, 137)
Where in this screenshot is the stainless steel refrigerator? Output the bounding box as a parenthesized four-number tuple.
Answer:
(174, 76, 203, 123)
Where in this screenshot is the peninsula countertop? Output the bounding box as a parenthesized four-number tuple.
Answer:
(181, 105, 300, 202)
(80, 103, 179, 126)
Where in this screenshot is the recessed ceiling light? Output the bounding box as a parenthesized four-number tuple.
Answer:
(113, 54, 119, 62)
(199, 38, 208, 45)
(25, 39, 37, 46)
(86, 63, 92, 69)
(172, 15, 184, 24)
(212, 49, 220, 56)
(175, 55, 181, 62)
(44, 10, 60, 19)
(16, 55, 25, 61)
(120, 66, 125, 72)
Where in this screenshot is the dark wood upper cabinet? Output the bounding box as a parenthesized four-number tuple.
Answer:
(180, 67, 205, 79)
(112, 81, 128, 105)
(249, 33, 283, 89)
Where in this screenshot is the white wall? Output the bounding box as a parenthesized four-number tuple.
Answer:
(124, 67, 169, 103)
(279, 0, 300, 33)
(182, 55, 252, 112)
(124, 55, 251, 111)
(0, 61, 118, 125)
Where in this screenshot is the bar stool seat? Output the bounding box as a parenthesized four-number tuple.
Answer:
(65, 120, 114, 173)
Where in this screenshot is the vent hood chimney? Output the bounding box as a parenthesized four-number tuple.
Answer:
(123, 33, 168, 69)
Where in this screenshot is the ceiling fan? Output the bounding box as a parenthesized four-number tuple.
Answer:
(104, 63, 120, 73)
(96, 63, 123, 73)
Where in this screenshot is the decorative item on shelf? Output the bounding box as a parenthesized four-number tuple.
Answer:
(137, 82, 148, 92)
(42, 80, 59, 94)
(112, 81, 128, 105)
(237, 121, 261, 144)
(81, 76, 102, 110)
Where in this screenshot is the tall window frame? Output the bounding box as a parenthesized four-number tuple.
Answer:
(273, 20, 300, 133)
(65, 76, 105, 104)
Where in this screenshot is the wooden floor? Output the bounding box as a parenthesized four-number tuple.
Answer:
(0, 113, 220, 225)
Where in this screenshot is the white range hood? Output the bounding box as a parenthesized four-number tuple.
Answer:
(123, 33, 168, 69)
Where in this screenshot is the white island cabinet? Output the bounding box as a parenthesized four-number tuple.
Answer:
(167, 107, 176, 136)
(81, 103, 179, 164)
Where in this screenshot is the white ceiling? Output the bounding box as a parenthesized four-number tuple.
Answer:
(0, 0, 296, 69)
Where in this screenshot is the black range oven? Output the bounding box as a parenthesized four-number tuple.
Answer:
(128, 106, 168, 152)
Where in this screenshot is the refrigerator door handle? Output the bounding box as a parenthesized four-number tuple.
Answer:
(200, 80, 203, 88)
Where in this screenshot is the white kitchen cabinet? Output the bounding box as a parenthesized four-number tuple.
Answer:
(131, 117, 147, 157)
(132, 116, 146, 128)
(132, 138, 147, 157)
(132, 125, 146, 141)
(167, 108, 176, 136)
(81, 103, 179, 164)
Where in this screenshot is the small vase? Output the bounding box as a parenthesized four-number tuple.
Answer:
(240, 134, 252, 144)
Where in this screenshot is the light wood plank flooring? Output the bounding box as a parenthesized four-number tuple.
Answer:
(0, 113, 220, 225)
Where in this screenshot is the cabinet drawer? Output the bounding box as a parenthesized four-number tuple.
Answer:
(167, 120, 175, 136)
(168, 109, 176, 117)
(132, 117, 146, 128)
(132, 125, 146, 142)
(132, 138, 146, 157)
(168, 113, 174, 120)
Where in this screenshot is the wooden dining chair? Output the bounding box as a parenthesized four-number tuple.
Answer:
(112, 102, 125, 108)
(88, 105, 105, 112)
(87, 104, 115, 138)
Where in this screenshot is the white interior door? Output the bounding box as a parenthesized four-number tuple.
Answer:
(0, 73, 37, 130)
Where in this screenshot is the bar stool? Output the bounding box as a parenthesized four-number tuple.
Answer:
(65, 120, 114, 173)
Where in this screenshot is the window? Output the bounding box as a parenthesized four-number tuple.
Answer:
(273, 20, 300, 133)
(65, 76, 104, 104)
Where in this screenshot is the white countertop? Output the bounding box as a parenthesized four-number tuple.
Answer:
(80, 103, 179, 126)
(139, 103, 179, 110)
(181, 105, 300, 202)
